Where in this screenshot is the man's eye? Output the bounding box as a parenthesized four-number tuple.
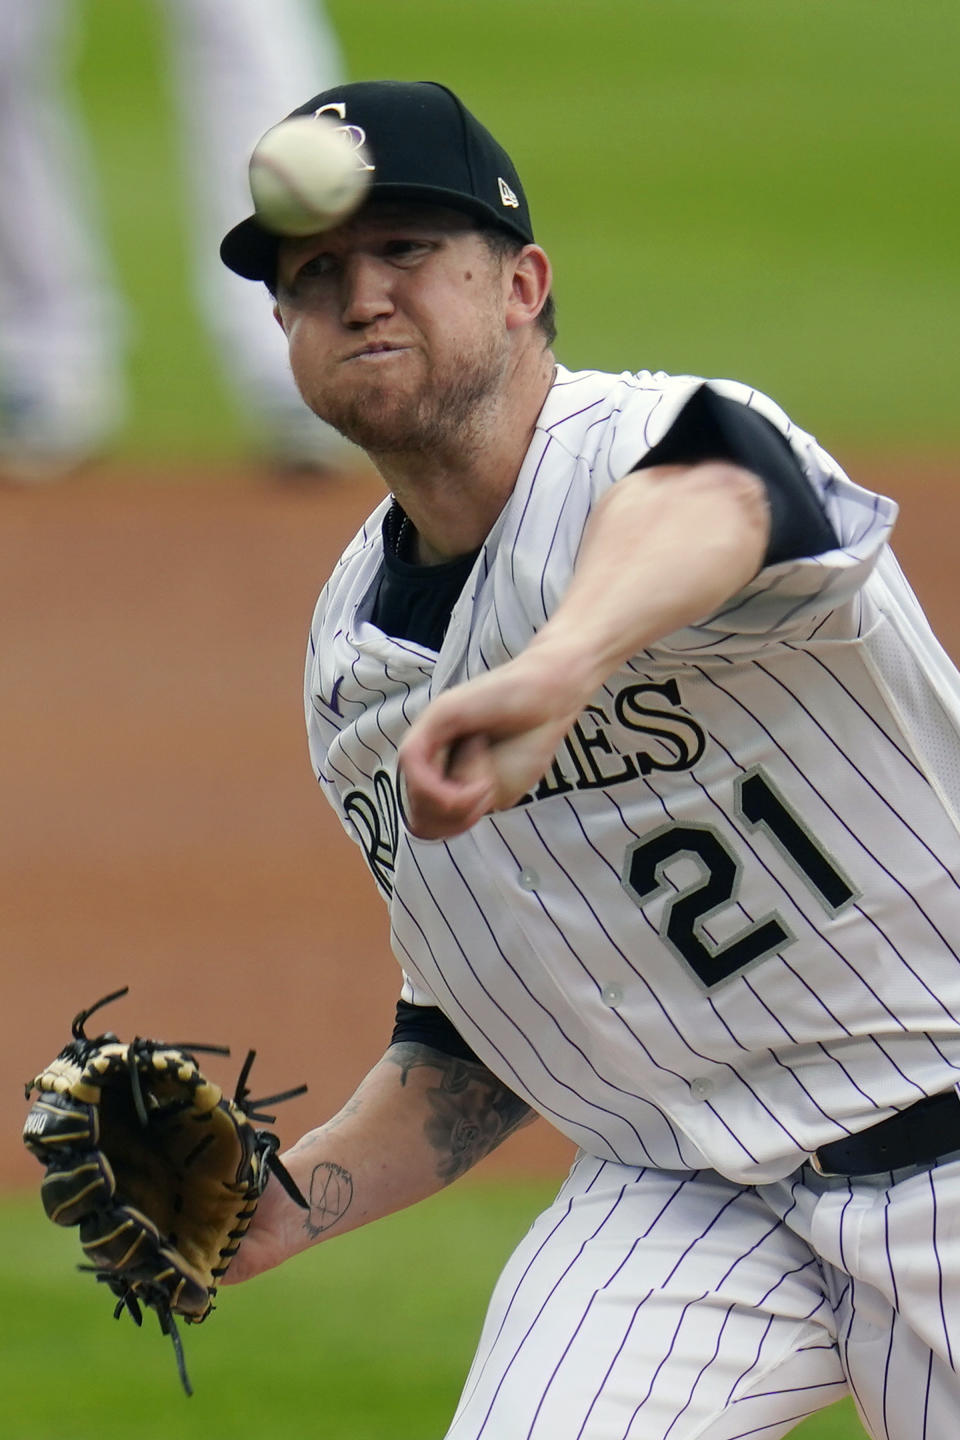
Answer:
(383, 239, 430, 260)
(297, 253, 337, 281)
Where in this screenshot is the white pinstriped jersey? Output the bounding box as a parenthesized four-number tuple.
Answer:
(304, 364, 960, 1184)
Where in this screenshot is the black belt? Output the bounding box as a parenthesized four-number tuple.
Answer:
(812, 1089, 960, 1177)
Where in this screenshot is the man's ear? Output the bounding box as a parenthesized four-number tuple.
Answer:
(505, 245, 552, 332)
(273, 301, 288, 335)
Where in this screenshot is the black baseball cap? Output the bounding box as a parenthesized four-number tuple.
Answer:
(220, 80, 535, 284)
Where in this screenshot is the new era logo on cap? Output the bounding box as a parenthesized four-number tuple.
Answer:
(498, 177, 520, 209)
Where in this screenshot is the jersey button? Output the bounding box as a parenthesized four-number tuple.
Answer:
(517, 867, 540, 891)
(600, 983, 623, 1008)
(689, 1076, 715, 1101)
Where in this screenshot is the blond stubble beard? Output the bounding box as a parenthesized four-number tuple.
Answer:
(305, 325, 511, 456)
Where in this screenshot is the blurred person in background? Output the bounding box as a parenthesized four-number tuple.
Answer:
(0, 0, 355, 482)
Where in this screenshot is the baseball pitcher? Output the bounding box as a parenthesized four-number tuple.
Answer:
(216, 80, 960, 1439)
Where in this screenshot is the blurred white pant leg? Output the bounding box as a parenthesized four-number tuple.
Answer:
(161, 0, 351, 460)
(0, 0, 126, 454)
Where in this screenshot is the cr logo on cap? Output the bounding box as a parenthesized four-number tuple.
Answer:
(313, 101, 375, 172)
(498, 177, 520, 209)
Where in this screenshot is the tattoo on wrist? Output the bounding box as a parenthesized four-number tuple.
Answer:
(305, 1161, 354, 1239)
(388, 1042, 532, 1183)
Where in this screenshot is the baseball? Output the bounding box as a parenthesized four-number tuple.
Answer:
(248, 114, 372, 236)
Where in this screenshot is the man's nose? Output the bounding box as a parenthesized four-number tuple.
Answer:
(340, 254, 394, 326)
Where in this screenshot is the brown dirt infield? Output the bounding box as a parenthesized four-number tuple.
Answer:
(3, 452, 957, 1192)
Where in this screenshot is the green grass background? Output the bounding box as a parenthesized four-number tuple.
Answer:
(8, 3, 953, 1434)
(70, 0, 959, 462)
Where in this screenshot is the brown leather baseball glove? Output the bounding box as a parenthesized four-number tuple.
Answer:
(22, 986, 307, 1394)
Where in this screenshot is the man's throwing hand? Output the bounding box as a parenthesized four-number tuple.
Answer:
(398, 650, 589, 840)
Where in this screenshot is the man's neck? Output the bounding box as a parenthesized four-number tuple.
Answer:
(371, 351, 556, 565)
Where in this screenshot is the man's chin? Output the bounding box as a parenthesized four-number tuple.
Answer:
(312, 392, 437, 455)
(305, 342, 505, 454)
(320, 413, 422, 454)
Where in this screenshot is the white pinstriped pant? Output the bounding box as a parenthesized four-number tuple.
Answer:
(446, 1151, 960, 1439)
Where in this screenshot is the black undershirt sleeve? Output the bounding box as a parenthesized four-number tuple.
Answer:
(391, 998, 483, 1063)
(633, 383, 839, 565)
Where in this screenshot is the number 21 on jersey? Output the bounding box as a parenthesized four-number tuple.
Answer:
(621, 765, 860, 989)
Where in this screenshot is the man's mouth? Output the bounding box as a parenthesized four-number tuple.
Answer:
(345, 341, 409, 361)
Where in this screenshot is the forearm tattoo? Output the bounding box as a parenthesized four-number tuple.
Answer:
(304, 1161, 354, 1239)
(294, 1047, 530, 1239)
(388, 1042, 533, 1183)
